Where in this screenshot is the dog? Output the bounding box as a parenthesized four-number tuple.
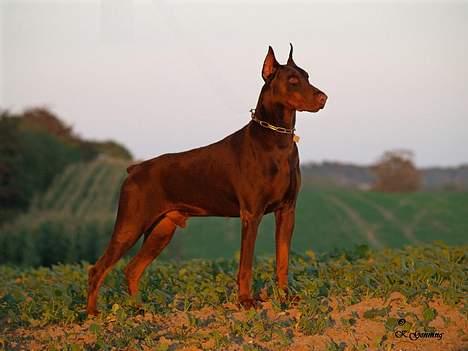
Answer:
(86, 44, 327, 315)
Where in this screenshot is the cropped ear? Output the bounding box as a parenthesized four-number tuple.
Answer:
(262, 46, 279, 81)
(287, 43, 296, 66)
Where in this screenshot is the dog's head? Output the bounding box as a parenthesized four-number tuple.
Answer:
(261, 44, 327, 113)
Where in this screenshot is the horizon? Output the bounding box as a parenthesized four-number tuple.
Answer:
(1, 0, 467, 168)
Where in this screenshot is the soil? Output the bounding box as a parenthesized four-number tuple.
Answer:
(3, 292, 467, 351)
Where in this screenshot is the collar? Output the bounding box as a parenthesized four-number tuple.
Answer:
(250, 109, 300, 142)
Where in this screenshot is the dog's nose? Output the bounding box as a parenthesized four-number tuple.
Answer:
(318, 93, 327, 106)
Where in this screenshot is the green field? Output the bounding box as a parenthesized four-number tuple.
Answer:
(1, 158, 467, 266)
(179, 187, 468, 259)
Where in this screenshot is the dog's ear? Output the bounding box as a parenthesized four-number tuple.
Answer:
(287, 43, 296, 67)
(262, 46, 279, 81)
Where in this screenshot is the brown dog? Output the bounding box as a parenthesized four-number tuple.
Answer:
(86, 45, 327, 315)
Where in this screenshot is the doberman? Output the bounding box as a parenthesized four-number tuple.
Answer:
(86, 44, 327, 315)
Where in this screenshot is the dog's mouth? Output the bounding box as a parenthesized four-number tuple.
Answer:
(298, 105, 324, 113)
(289, 97, 326, 113)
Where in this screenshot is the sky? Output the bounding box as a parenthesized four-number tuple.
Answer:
(1, 0, 467, 167)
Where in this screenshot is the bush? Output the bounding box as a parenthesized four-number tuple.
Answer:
(0, 213, 116, 266)
(371, 150, 421, 193)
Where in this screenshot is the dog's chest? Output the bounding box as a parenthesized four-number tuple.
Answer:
(260, 156, 295, 203)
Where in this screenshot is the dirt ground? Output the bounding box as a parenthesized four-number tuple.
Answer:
(3, 292, 467, 351)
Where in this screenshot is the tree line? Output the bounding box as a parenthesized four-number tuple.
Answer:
(0, 107, 132, 224)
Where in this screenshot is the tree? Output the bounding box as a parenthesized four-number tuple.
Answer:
(371, 150, 421, 193)
(22, 107, 76, 140)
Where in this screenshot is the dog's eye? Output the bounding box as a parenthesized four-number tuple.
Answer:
(288, 76, 299, 85)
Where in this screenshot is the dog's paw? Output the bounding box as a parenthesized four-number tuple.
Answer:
(86, 308, 99, 317)
(238, 297, 260, 310)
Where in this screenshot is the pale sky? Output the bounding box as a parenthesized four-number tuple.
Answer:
(1, 0, 467, 167)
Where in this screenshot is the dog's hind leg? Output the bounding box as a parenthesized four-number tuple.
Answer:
(274, 206, 295, 292)
(124, 211, 186, 297)
(86, 181, 145, 316)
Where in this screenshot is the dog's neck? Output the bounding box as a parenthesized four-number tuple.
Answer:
(254, 86, 296, 130)
(250, 85, 296, 148)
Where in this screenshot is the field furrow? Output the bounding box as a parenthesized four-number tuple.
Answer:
(352, 191, 422, 245)
(36, 163, 79, 211)
(53, 161, 101, 212)
(326, 194, 383, 249)
(74, 162, 111, 217)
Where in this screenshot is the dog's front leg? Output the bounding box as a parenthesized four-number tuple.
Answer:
(274, 206, 295, 296)
(237, 210, 261, 308)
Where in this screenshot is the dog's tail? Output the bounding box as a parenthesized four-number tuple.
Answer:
(126, 163, 139, 174)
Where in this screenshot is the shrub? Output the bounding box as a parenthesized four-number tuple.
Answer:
(371, 150, 421, 193)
